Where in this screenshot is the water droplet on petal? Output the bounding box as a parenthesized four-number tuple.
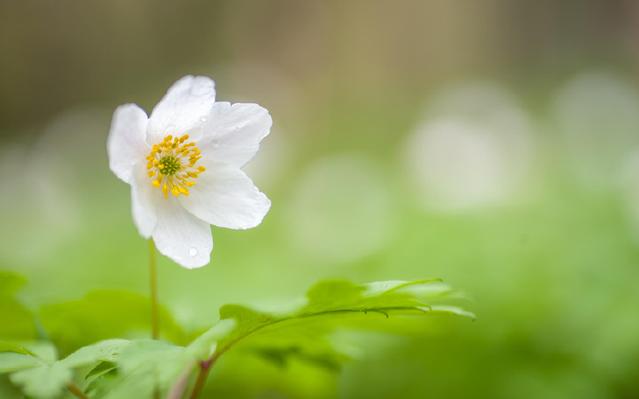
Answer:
(189, 247, 198, 257)
(200, 116, 208, 123)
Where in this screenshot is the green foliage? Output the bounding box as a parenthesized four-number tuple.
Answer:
(101, 320, 235, 399)
(0, 270, 37, 340)
(0, 340, 129, 398)
(0, 353, 42, 373)
(39, 290, 187, 355)
(215, 279, 473, 369)
(0, 271, 26, 296)
(0, 275, 472, 398)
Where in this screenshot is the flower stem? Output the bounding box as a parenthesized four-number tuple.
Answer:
(149, 240, 161, 399)
(67, 383, 89, 399)
(149, 240, 159, 340)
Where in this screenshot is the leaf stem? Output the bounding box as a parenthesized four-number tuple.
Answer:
(149, 240, 159, 340)
(67, 382, 89, 399)
(188, 354, 219, 399)
(167, 364, 195, 399)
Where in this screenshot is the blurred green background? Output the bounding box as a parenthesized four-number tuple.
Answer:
(2, 0, 639, 398)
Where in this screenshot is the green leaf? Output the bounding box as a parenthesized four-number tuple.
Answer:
(9, 363, 71, 399)
(0, 342, 34, 356)
(0, 341, 57, 362)
(0, 270, 26, 296)
(1, 340, 130, 398)
(3, 279, 470, 397)
(0, 353, 42, 373)
(102, 320, 235, 399)
(40, 290, 187, 355)
(214, 279, 473, 369)
(84, 360, 117, 395)
(0, 300, 37, 341)
(60, 339, 130, 369)
(0, 270, 37, 341)
(101, 340, 194, 399)
(252, 345, 345, 371)
(185, 319, 236, 360)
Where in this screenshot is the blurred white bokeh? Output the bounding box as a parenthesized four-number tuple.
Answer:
(552, 72, 639, 188)
(403, 82, 536, 212)
(620, 150, 639, 242)
(0, 107, 109, 266)
(285, 154, 395, 264)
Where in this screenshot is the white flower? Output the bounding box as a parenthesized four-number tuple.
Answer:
(107, 76, 272, 268)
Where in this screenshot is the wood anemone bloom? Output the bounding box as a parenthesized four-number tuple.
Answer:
(107, 76, 272, 268)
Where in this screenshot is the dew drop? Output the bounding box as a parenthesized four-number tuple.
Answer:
(188, 247, 198, 257)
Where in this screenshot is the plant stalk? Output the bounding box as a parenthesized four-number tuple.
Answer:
(149, 240, 161, 399)
(188, 355, 219, 399)
(149, 240, 159, 340)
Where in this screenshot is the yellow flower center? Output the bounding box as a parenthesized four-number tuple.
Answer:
(146, 134, 205, 198)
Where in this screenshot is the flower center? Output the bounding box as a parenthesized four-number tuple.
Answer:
(146, 134, 206, 198)
(158, 155, 181, 176)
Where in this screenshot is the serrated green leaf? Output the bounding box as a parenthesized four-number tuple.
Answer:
(40, 290, 187, 355)
(211, 279, 473, 369)
(60, 339, 130, 369)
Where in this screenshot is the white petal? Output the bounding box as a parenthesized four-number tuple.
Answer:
(130, 163, 158, 238)
(179, 161, 271, 230)
(152, 198, 213, 269)
(107, 104, 149, 183)
(198, 102, 272, 167)
(147, 76, 216, 144)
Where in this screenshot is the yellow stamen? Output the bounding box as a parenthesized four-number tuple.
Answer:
(145, 134, 205, 199)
